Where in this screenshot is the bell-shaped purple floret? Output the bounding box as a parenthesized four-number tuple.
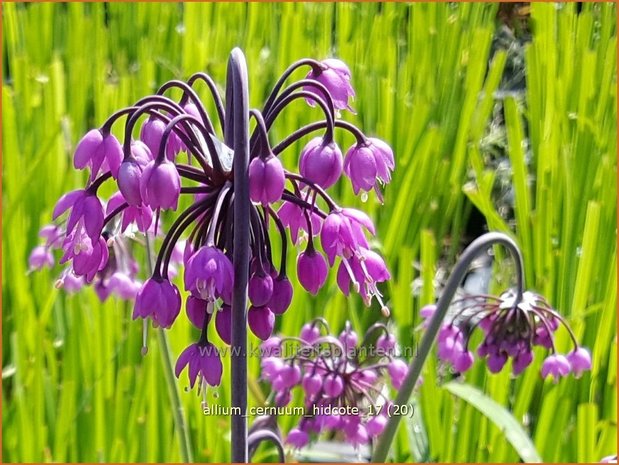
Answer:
(296, 249, 328, 295)
(299, 137, 343, 189)
(140, 159, 181, 211)
(248, 305, 275, 341)
(133, 277, 181, 328)
(248, 155, 286, 205)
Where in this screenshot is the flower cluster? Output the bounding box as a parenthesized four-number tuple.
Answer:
(260, 320, 409, 449)
(426, 290, 591, 381)
(34, 58, 394, 394)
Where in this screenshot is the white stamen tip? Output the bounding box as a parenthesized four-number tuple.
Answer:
(381, 306, 391, 318)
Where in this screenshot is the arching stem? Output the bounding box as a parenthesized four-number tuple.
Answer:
(371, 232, 525, 462)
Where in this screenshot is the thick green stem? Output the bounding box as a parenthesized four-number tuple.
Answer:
(145, 234, 194, 463)
(371, 232, 524, 462)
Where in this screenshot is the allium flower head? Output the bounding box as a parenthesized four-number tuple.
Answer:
(32, 54, 393, 396)
(263, 320, 410, 450)
(432, 289, 592, 380)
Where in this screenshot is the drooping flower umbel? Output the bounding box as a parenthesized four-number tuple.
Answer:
(261, 320, 412, 449)
(427, 289, 591, 381)
(32, 57, 395, 393)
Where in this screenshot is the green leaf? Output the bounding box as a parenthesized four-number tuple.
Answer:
(443, 381, 543, 463)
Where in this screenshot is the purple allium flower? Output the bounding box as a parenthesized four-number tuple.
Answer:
(74, 129, 123, 181)
(140, 117, 167, 158)
(305, 58, 355, 111)
(567, 347, 592, 377)
(344, 138, 394, 200)
(300, 323, 321, 344)
(336, 247, 391, 315)
(62, 233, 109, 282)
(133, 277, 181, 328)
(55, 270, 84, 293)
(376, 333, 397, 355)
(286, 428, 309, 449)
(248, 272, 274, 307)
(249, 155, 286, 205)
(248, 305, 275, 340)
(28, 246, 54, 271)
(262, 320, 408, 449)
(268, 275, 293, 315)
(175, 342, 223, 388)
(184, 246, 234, 304)
(117, 157, 144, 206)
(140, 159, 181, 211)
(107, 271, 141, 300)
(431, 290, 591, 379)
(297, 247, 328, 295)
(106, 192, 153, 233)
(53, 189, 104, 239)
(299, 138, 343, 189)
(541, 354, 571, 382)
(277, 201, 322, 244)
(186, 296, 209, 329)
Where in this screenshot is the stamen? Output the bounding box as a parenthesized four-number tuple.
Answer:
(342, 258, 360, 293)
(141, 319, 149, 355)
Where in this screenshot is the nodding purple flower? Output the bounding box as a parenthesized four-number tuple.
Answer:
(541, 354, 571, 382)
(567, 347, 592, 378)
(118, 158, 144, 206)
(286, 428, 309, 449)
(73, 129, 123, 181)
(268, 275, 293, 315)
(184, 246, 234, 304)
(107, 271, 141, 300)
(28, 246, 54, 271)
(186, 296, 209, 329)
(300, 323, 321, 344)
(320, 209, 374, 265)
(55, 270, 84, 293)
(133, 277, 181, 328)
(249, 154, 285, 205)
(336, 247, 391, 316)
(248, 305, 275, 340)
(305, 58, 355, 111)
(61, 232, 109, 282)
(344, 138, 395, 201)
(107, 192, 153, 233)
(263, 320, 409, 449)
(53, 189, 104, 240)
(299, 138, 343, 189)
(277, 201, 322, 244)
(33, 55, 392, 398)
(140, 116, 181, 161)
(140, 159, 181, 211)
(433, 289, 591, 379)
(248, 272, 274, 306)
(175, 342, 223, 388)
(297, 247, 328, 295)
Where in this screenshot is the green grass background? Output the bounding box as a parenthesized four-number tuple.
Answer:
(2, 2, 616, 462)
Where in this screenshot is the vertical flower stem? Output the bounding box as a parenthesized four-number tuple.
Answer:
(371, 232, 524, 462)
(228, 47, 250, 463)
(145, 234, 194, 463)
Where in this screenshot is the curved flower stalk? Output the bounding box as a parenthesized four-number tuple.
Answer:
(33, 48, 394, 462)
(371, 232, 592, 462)
(259, 319, 413, 450)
